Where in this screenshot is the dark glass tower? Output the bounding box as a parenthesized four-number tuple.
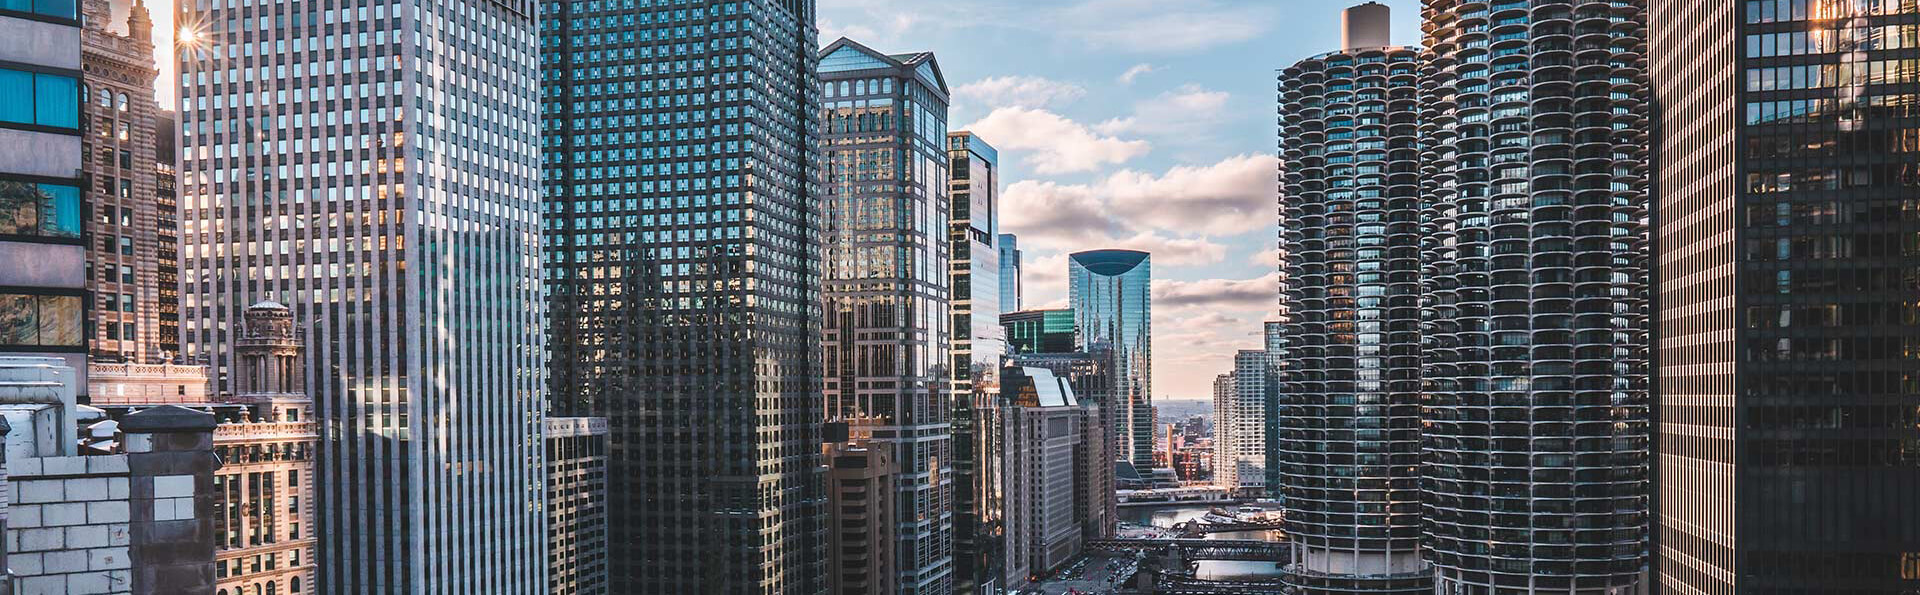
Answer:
(541, 0, 827, 592)
(1069, 249, 1153, 468)
(1002, 308, 1076, 355)
(1275, 5, 1429, 589)
(1419, 0, 1651, 592)
(818, 38, 954, 594)
(1652, 1, 1920, 592)
(949, 130, 1004, 595)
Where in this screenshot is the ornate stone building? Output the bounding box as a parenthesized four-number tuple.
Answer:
(79, 0, 167, 364)
(209, 302, 317, 595)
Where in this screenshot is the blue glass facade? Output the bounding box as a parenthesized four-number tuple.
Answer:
(948, 130, 1003, 595)
(1068, 249, 1152, 467)
(541, 0, 827, 592)
(817, 38, 954, 595)
(998, 233, 1021, 312)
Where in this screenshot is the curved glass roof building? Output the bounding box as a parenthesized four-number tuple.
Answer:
(1275, 5, 1430, 591)
(1418, 0, 1651, 593)
(1068, 249, 1152, 467)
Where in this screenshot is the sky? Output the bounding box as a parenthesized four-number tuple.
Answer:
(129, 0, 1424, 400)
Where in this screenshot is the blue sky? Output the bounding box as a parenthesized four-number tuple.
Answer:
(821, 0, 1421, 399)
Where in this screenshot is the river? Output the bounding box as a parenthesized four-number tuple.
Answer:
(1115, 503, 1287, 581)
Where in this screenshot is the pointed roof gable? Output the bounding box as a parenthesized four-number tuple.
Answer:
(818, 38, 949, 97)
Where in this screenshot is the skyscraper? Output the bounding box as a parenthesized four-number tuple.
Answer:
(1211, 372, 1236, 490)
(1, 0, 86, 389)
(540, 0, 827, 592)
(948, 130, 1005, 595)
(1222, 349, 1275, 497)
(80, 0, 165, 365)
(1419, 0, 1651, 593)
(175, 0, 548, 587)
(1001, 308, 1076, 355)
(1651, 1, 1920, 592)
(818, 38, 954, 595)
(998, 233, 1021, 312)
(1274, 4, 1429, 591)
(1068, 249, 1152, 467)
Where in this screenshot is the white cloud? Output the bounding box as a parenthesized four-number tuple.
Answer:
(1001, 154, 1278, 247)
(1118, 63, 1157, 85)
(1096, 84, 1233, 137)
(954, 76, 1086, 110)
(1152, 273, 1281, 311)
(961, 107, 1151, 175)
(1246, 247, 1282, 268)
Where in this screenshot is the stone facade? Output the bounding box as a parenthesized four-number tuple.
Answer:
(209, 303, 314, 595)
(79, 0, 166, 365)
(545, 417, 607, 595)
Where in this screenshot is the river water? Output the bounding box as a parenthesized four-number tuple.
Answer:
(1115, 503, 1287, 581)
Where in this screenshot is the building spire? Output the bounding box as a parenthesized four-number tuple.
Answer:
(128, 0, 153, 46)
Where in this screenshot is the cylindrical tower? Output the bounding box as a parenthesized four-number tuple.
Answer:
(1417, 0, 1650, 593)
(1276, 13, 1430, 591)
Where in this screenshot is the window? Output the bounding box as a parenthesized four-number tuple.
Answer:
(0, 181, 81, 238)
(0, 69, 78, 129)
(0, 293, 83, 346)
(0, 0, 76, 20)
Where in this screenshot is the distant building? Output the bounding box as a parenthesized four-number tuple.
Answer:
(997, 234, 1021, 312)
(947, 130, 1005, 595)
(1001, 366, 1090, 585)
(1068, 250, 1153, 468)
(546, 417, 609, 595)
(826, 441, 898, 595)
(1001, 309, 1076, 355)
(79, 0, 165, 365)
(1211, 374, 1236, 491)
(1, 357, 222, 594)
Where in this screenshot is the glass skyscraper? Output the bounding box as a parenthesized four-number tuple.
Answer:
(1002, 308, 1076, 355)
(1068, 249, 1153, 467)
(818, 37, 954, 595)
(1653, 1, 1920, 592)
(1274, 5, 1429, 592)
(175, 0, 548, 588)
(1419, 1, 1650, 593)
(540, 0, 827, 592)
(998, 233, 1021, 312)
(948, 130, 1005, 595)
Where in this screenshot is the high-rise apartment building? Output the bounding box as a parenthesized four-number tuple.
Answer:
(1211, 373, 1236, 490)
(1274, 4, 1429, 591)
(818, 38, 954, 595)
(1067, 249, 1152, 467)
(545, 416, 609, 595)
(175, 0, 548, 587)
(1419, 1, 1651, 592)
(0, 0, 87, 391)
(997, 233, 1020, 312)
(1225, 349, 1275, 497)
(540, 0, 827, 591)
(1651, 1, 1920, 592)
(80, 0, 164, 365)
(948, 130, 1004, 595)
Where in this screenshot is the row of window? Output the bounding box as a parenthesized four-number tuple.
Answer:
(0, 0, 72, 19)
(0, 293, 82, 347)
(1745, 0, 1918, 23)
(0, 181, 81, 239)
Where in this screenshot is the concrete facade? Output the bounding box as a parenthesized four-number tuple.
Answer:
(826, 442, 898, 595)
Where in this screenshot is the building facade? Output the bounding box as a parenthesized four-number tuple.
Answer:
(997, 233, 1020, 313)
(205, 302, 317, 595)
(826, 441, 899, 595)
(1274, 5, 1430, 591)
(540, 0, 827, 591)
(1651, 0, 1920, 592)
(1419, 0, 1651, 592)
(1007, 351, 1114, 544)
(1211, 373, 1235, 490)
(545, 417, 608, 595)
(1226, 350, 1275, 497)
(1000, 366, 1088, 586)
(1001, 308, 1075, 356)
(0, 0, 87, 393)
(175, 0, 549, 587)
(79, 0, 164, 365)
(818, 38, 954, 595)
(1066, 249, 1152, 468)
(947, 130, 1005, 595)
